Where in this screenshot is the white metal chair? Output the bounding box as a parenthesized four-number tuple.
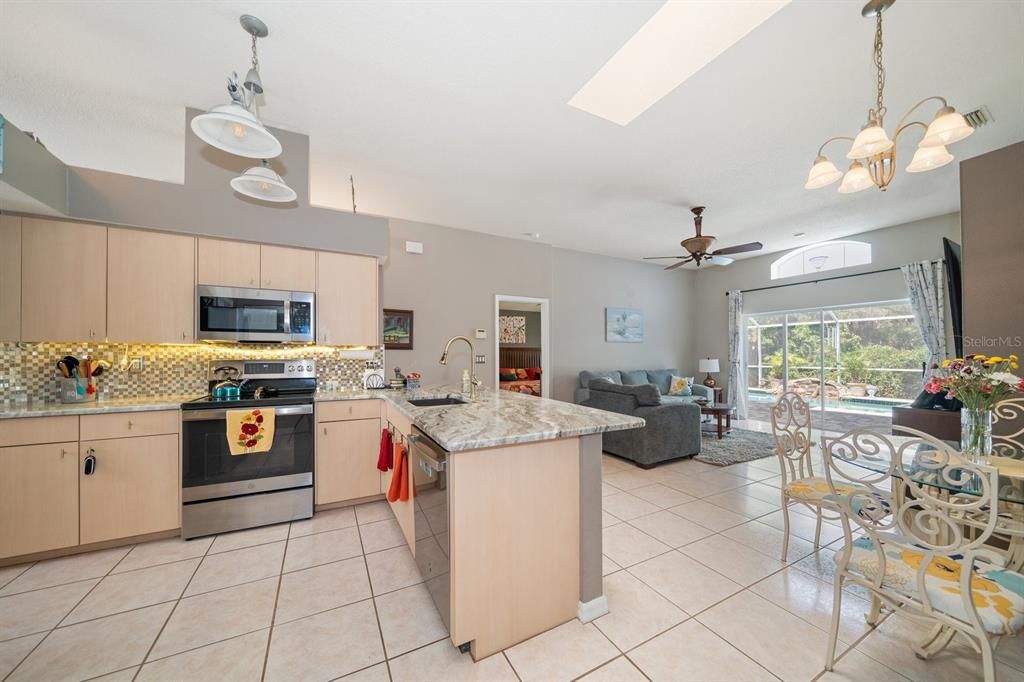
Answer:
(821, 426, 1024, 682)
(770, 392, 853, 561)
(993, 397, 1024, 456)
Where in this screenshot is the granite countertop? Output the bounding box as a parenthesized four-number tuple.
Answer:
(0, 394, 206, 419)
(1, 386, 644, 452)
(316, 385, 645, 452)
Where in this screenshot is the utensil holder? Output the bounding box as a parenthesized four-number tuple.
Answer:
(59, 377, 97, 403)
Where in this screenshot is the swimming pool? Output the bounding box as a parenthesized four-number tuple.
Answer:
(748, 391, 909, 415)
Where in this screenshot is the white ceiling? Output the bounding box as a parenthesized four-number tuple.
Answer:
(1, 1, 1021, 263)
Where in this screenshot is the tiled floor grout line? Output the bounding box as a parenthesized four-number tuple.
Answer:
(259, 529, 290, 682)
(132, 535, 215, 680)
(356, 515, 394, 682)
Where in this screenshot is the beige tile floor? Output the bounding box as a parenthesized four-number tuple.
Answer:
(1, 422, 1021, 681)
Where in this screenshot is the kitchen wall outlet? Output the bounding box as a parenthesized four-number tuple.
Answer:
(405, 241, 424, 254)
(127, 357, 145, 373)
(474, 329, 487, 339)
(474, 354, 486, 364)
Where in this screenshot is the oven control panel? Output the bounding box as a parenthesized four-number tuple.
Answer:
(209, 359, 316, 380)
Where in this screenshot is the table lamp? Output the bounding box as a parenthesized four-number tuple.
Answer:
(699, 357, 720, 388)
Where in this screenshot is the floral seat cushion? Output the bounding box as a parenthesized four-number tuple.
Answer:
(784, 476, 857, 503)
(838, 535, 1024, 635)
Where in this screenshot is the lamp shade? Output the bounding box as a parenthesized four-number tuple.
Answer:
(805, 156, 843, 189)
(838, 161, 874, 194)
(920, 107, 973, 148)
(230, 163, 297, 203)
(906, 144, 954, 173)
(191, 103, 282, 159)
(699, 358, 720, 373)
(846, 123, 893, 159)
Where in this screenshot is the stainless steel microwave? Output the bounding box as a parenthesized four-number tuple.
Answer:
(196, 286, 315, 343)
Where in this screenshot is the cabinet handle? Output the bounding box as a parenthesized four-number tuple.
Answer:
(90, 329, 95, 338)
(83, 450, 97, 476)
(60, 448, 67, 459)
(127, 420, 133, 430)
(182, 331, 187, 340)
(323, 427, 327, 436)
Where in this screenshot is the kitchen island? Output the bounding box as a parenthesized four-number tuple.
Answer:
(316, 386, 643, 659)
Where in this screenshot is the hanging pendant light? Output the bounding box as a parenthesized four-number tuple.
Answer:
(191, 15, 282, 159)
(230, 161, 297, 203)
(804, 0, 979, 194)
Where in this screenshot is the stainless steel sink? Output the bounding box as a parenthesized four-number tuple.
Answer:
(407, 397, 468, 407)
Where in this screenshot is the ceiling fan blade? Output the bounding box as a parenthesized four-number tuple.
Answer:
(643, 255, 686, 260)
(664, 258, 693, 271)
(712, 241, 763, 256)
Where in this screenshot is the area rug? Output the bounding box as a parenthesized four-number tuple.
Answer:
(695, 428, 776, 466)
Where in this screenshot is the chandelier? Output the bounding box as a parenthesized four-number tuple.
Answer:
(805, 0, 975, 194)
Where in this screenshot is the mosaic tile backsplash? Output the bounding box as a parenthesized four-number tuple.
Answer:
(0, 342, 385, 404)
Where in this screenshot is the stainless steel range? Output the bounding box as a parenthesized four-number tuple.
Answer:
(180, 359, 315, 539)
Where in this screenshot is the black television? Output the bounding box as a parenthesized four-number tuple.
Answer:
(943, 237, 963, 358)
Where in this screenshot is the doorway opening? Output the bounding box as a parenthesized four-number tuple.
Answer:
(494, 295, 550, 398)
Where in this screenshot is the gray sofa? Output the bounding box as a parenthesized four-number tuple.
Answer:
(578, 369, 710, 467)
(575, 369, 714, 405)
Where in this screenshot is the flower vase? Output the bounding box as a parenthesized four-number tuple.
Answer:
(960, 408, 993, 463)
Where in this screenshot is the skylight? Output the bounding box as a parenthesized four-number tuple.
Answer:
(770, 241, 872, 280)
(568, 0, 790, 126)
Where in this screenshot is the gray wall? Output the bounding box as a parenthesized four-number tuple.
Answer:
(498, 310, 541, 348)
(382, 218, 695, 402)
(690, 212, 962, 397)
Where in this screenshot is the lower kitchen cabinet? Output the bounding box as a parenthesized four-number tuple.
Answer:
(316, 417, 381, 504)
(79, 434, 179, 545)
(0, 442, 79, 558)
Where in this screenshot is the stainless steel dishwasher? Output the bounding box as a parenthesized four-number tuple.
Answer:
(410, 426, 453, 635)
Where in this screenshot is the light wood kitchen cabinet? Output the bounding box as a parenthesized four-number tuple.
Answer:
(197, 237, 261, 288)
(107, 228, 196, 344)
(316, 417, 381, 504)
(20, 218, 107, 342)
(79, 434, 179, 545)
(0, 442, 79, 558)
(316, 251, 379, 346)
(0, 215, 21, 341)
(260, 244, 316, 291)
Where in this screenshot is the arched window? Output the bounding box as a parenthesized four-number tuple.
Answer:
(770, 240, 872, 280)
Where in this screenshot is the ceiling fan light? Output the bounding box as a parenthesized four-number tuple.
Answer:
(838, 161, 874, 194)
(847, 123, 893, 159)
(705, 255, 734, 266)
(191, 103, 282, 159)
(230, 163, 297, 203)
(920, 106, 973, 147)
(805, 156, 843, 189)
(906, 144, 954, 173)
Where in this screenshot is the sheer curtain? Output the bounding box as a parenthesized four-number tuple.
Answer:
(901, 260, 947, 386)
(727, 290, 748, 420)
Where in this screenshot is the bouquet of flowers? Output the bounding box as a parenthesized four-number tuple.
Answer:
(925, 354, 1023, 410)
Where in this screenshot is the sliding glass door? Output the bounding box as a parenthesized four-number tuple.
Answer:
(745, 300, 927, 431)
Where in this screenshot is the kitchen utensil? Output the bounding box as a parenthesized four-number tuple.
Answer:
(56, 360, 71, 378)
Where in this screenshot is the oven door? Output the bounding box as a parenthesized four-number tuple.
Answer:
(182, 403, 314, 501)
(196, 286, 314, 343)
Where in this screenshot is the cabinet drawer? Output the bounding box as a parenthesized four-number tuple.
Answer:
(317, 400, 381, 423)
(0, 416, 79, 448)
(80, 410, 179, 441)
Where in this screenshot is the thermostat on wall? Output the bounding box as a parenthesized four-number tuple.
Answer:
(474, 329, 487, 339)
(405, 241, 424, 254)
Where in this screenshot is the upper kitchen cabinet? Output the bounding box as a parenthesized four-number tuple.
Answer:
(197, 237, 260, 288)
(21, 218, 107, 342)
(316, 252, 379, 346)
(108, 228, 196, 343)
(0, 215, 21, 341)
(260, 245, 316, 291)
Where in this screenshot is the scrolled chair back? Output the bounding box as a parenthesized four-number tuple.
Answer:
(992, 397, 1024, 457)
(770, 391, 814, 484)
(822, 426, 1003, 620)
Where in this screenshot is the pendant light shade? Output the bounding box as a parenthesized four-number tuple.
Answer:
(920, 106, 973, 147)
(847, 123, 893, 159)
(906, 144, 954, 173)
(230, 162, 296, 203)
(838, 161, 874, 194)
(805, 156, 844, 189)
(191, 103, 282, 159)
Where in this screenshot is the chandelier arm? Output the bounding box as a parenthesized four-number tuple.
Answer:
(893, 120, 928, 142)
(816, 136, 856, 157)
(893, 96, 949, 133)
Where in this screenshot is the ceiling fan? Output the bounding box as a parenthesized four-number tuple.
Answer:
(644, 206, 763, 270)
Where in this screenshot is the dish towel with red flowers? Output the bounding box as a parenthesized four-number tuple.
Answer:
(227, 408, 276, 455)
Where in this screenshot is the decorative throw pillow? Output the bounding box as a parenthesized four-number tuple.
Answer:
(500, 372, 518, 382)
(668, 375, 694, 396)
(516, 368, 529, 380)
(525, 367, 542, 381)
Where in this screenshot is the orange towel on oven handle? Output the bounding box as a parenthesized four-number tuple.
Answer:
(387, 442, 404, 502)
